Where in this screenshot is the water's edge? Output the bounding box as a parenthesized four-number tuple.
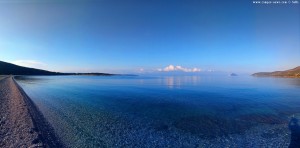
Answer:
(15, 75, 300, 147)
(13, 76, 64, 147)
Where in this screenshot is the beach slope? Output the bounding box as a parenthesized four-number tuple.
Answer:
(0, 76, 62, 147)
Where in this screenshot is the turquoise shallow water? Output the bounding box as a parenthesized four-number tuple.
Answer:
(15, 75, 300, 147)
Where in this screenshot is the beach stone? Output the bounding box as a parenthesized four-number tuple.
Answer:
(173, 115, 253, 138)
(31, 138, 40, 144)
(261, 127, 286, 138)
(278, 108, 300, 117)
(29, 128, 37, 134)
(237, 114, 287, 124)
(0, 77, 62, 147)
(153, 123, 170, 131)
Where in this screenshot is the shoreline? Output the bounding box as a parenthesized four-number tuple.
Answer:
(0, 76, 63, 147)
(252, 75, 300, 78)
(1, 75, 296, 147)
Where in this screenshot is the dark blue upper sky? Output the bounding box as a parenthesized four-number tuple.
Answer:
(0, 0, 299, 73)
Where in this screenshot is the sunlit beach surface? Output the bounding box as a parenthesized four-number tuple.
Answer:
(0, 76, 62, 147)
(14, 75, 300, 147)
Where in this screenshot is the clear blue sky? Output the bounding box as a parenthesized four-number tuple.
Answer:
(0, 0, 299, 74)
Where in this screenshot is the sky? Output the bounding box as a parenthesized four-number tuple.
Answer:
(0, 0, 299, 74)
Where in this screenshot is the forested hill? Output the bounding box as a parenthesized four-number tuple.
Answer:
(0, 61, 115, 76)
(0, 61, 60, 75)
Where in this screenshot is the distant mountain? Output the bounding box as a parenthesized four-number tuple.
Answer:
(252, 66, 300, 78)
(0, 61, 60, 75)
(0, 61, 115, 76)
(230, 73, 238, 76)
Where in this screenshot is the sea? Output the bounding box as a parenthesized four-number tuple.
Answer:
(15, 75, 300, 147)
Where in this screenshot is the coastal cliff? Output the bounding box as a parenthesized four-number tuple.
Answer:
(253, 66, 300, 78)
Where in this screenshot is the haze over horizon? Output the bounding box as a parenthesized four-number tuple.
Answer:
(0, 0, 299, 74)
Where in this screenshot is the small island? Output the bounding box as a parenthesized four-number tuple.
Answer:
(252, 66, 300, 78)
(230, 73, 238, 76)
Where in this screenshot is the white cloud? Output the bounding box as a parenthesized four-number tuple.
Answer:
(11, 60, 47, 69)
(158, 65, 201, 72)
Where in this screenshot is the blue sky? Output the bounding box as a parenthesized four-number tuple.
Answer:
(0, 0, 299, 74)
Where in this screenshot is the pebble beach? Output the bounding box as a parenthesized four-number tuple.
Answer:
(0, 76, 62, 147)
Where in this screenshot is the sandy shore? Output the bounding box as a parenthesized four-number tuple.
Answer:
(0, 76, 63, 147)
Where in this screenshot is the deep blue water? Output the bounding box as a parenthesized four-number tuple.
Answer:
(16, 75, 300, 147)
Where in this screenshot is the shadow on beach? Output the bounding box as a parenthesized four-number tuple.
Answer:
(289, 117, 300, 148)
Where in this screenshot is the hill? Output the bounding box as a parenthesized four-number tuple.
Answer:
(0, 61, 115, 76)
(252, 66, 300, 78)
(0, 61, 60, 75)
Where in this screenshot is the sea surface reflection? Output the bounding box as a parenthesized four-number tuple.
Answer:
(16, 75, 300, 147)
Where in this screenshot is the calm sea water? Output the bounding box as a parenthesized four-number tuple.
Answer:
(15, 75, 300, 147)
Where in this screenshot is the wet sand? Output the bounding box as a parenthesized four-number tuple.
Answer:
(0, 76, 62, 147)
